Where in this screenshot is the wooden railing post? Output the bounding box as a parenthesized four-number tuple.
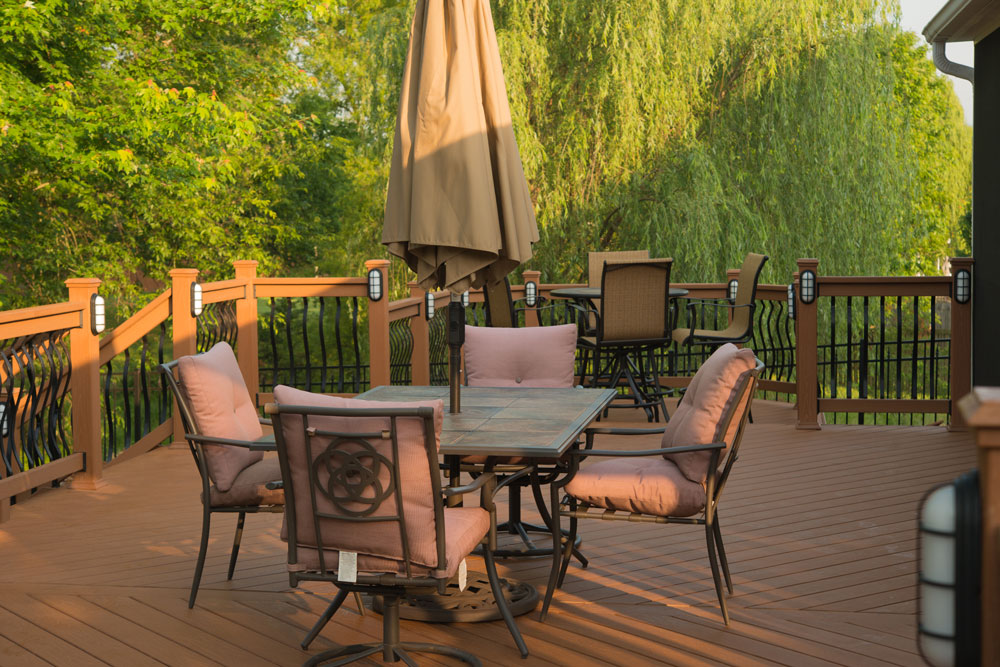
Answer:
(523, 269, 541, 327)
(233, 260, 260, 403)
(409, 282, 431, 386)
(170, 268, 199, 444)
(958, 388, 1000, 666)
(950, 257, 974, 430)
(65, 278, 105, 490)
(796, 259, 820, 430)
(366, 259, 391, 388)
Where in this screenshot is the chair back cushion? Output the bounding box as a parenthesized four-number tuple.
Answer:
(273, 385, 446, 571)
(662, 343, 756, 484)
(176, 342, 263, 492)
(464, 324, 577, 388)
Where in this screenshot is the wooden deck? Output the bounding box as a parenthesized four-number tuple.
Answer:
(0, 400, 976, 666)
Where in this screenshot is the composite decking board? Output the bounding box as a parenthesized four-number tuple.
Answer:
(0, 404, 976, 666)
(0, 602, 108, 667)
(0, 632, 54, 667)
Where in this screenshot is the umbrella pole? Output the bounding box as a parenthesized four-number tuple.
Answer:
(448, 293, 465, 413)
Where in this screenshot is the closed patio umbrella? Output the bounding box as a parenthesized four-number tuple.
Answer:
(383, 0, 538, 411)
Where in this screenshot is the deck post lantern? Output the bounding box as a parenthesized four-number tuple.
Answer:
(525, 280, 538, 307)
(425, 292, 435, 320)
(786, 284, 796, 320)
(799, 270, 816, 304)
(954, 269, 971, 305)
(917, 470, 981, 667)
(727, 279, 739, 303)
(461, 290, 470, 308)
(91, 294, 106, 334)
(367, 268, 384, 302)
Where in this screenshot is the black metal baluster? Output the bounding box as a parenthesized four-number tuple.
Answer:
(846, 296, 853, 404)
(284, 299, 296, 387)
(860, 297, 869, 425)
(140, 334, 151, 436)
(102, 360, 115, 462)
(879, 296, 886, 401)
(121, 348, 132, 457)
(335, 298, 345, 393)
(268, 298, 279, 392)
(351, 297, 362, 392)
(302, 298, 312, 391)
(319, 297, 329, 393)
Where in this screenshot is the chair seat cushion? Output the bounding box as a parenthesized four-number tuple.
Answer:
(208, 454, 285, 507)
(565, 457, 705, 517)
(464, 324, 577, 388)
(662, 343, 756, 484)
(177, 342, 264, 492)
(293, 506, 489, 580)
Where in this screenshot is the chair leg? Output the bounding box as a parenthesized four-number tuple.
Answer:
(539, 484, 563, 621)
(556, 501, 578, 588)
(712, 517, 733, 594)
(483, 546, 529, 658)
(301, 588, 350, 649)
(530, 476, 587, 567)
(705, 521, 730, 626)
(227, 511, 246, 581)
(189, 506, 211, 608)
(646, 347, 669, 423)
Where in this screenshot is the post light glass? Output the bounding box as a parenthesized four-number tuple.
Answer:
(367, 268, 383, 302)
(425, 292, 435, 320)
(786, 284, 796, 320)
(954, 269, 971, 304)
(0, 404, 7, 438)
(190, 282, 204, 317)
(91, 294, 106, 334)
(525, 281, 538, 307)
(461, 290, 470, 308)
(799, 269, 816, 304)
(727, 279, 739, 302)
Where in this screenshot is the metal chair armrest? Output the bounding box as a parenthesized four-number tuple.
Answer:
(569, 442, 725, 459)
(444, 472, 497, 498)
(584, 426, 666, 437)
(186, 433, 277, 451)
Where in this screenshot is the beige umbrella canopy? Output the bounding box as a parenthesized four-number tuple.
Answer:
(383, 0, 538, 293)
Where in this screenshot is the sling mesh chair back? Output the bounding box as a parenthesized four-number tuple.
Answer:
(539, 343, 762, 625)
(158, 341, 284, 608)
(268, 385, 528, 665)
(581, 250, 650, 334)
(580, 258, 673, 422)
(673, 252, 768, 349)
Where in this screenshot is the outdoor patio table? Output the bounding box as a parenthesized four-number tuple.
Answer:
(356, 384, 616, 622)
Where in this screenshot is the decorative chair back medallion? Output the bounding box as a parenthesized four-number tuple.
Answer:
(311, 435, 396, 518)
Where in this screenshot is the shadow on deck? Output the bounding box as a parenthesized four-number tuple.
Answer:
(0, 399, 975, 666)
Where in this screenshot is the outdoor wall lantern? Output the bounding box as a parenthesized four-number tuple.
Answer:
(190, 282, 204, 317)
(91, 294, 106, 335)
(0, 404, 8, 438)
(917, 470, 980, 667)
(366, 268, 383, 302)
(727, 279, 739, 303)
(425, 292, 435, 320)
(799, 269, 817, 304)
(525, 281, 538, 307)
(786, 284, 796, 320)
(954, 269, 971, 305)
(461, 290, 470, 308)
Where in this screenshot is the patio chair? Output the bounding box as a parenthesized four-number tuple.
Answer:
(267, 386, 528, 665)
(462, 323, 586, 561)
(673, 252, 768, 349)
(539, 343, 762, 625)
(159, 341, 285, 609)
(579, 258, 673, 422)
(579, 249, 650, 336)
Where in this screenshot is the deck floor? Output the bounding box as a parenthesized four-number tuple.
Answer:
(0, 400, 976, 666)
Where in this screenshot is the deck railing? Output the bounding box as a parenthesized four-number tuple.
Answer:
(0, 256, 973, 520)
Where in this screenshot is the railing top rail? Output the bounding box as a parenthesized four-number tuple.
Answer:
(0, 302, 84, 340)
(818, 275, 952, 285)
(253, 276, 367, 299)
(98, 290, 172, 365)
(200, 279, 246, 305)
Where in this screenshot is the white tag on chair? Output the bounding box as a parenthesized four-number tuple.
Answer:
(458, 559, 468, 591)
(338, 552, 358, 583)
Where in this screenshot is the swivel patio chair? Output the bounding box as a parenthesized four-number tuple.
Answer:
(540, 343, 762, 625)
(159, 341, 285, 609)
(578, 258, 673, 422)
(462, 323, 585, 562)
(673, 252, 768, 350)
(578, 249, 650, 338)
(267, 386, 528, 665)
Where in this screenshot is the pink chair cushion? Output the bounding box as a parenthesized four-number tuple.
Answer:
(565, 457, 705, 517)
(662, 343, 756, 484)
(293, 507, 489, 579)
(208, 455, 284, 508)
(273, 385, 450, 572)
(464, 324, 577, 388)
(176, 342, 263, 492)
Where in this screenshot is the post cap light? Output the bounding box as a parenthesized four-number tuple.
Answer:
(425, 292, 435, 320)
(461, 290, 470, 308)
(91, 294, 106, 334)
(525, 281, 538, 307)
(786, 284, 796, 320)
(727, 279, 739, 303)
(954, 268, 971, 305)
(190, 282, 204, 317)
(367, 268, 383, 302)
(799, 269, 816, 304)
